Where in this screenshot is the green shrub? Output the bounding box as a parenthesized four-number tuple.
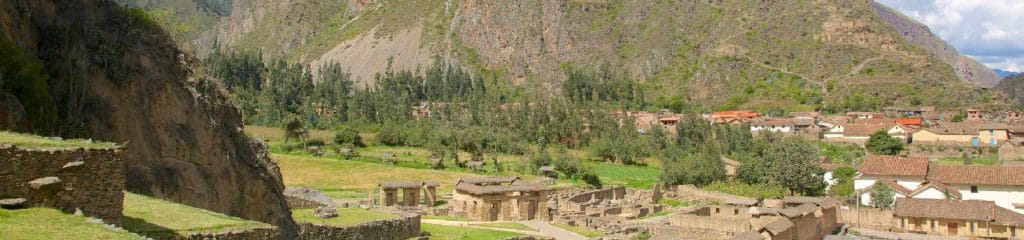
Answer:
(333, 127, 365, 147)
(377, 123, 406, 146)
(702, 181, 786, 199)
(0, 36, 57, 133)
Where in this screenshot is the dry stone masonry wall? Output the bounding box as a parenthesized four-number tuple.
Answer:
(298, 213, 421, 240)
(0, 145, 125, 223)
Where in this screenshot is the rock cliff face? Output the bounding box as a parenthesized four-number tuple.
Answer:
(867, 1, 1001, 88)
(0, 0, 297, 236)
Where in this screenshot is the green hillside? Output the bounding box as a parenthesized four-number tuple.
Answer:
(124, 0, 1012, 112)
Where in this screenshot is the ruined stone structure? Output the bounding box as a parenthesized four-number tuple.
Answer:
(0, 145, 125, 223)
(178, 227, 278, 240)
(450, 176, 549, 221)
(284, 186, 334, 209)
(663, 197, 840, 240)
(298, 213, 421, 240)
(550, 185, 666, 229)
(377, 181, 439, 207)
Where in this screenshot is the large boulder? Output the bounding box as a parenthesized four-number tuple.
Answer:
(0, 0, 296, 236)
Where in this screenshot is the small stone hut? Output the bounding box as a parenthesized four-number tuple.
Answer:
(377, 181, 439, 207)
(450, 176, 549, 221)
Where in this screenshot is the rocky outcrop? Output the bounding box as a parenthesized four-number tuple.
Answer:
(868, 1, 1001, 88)
(0, 0, 296, 236)
(0, 94, 32, 132)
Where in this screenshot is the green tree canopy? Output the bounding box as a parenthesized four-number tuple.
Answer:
(866, 130, 903, 155)
(869, 183, 895, 209)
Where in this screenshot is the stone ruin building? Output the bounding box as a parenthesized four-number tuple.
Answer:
(660, 196, 839, 240)
(450, 176, 549, 221)
(549, 184, 665, 229)
(376, 181, 439, 207)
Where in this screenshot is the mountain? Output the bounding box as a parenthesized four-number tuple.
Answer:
(129, 0, 1012, 112)
(0, 0, 297, 236)
(997, 74, 1024, 108)
(867, 1, 1002, 88)
(995, 69, 1020, 78)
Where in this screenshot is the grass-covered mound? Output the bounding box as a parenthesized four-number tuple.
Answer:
(120, 192, 269, 239)
(0, 208, 138, 240)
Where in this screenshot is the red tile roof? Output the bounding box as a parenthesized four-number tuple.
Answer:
(894, 198, 1024, 226)
(908, 181, 961, 199)
(854, 118, 896, 125)
(859, 155, 930, 177)
(927, 165, 1024, 186)
(895, 117, 922, 125)
(842, 124, 894, 137)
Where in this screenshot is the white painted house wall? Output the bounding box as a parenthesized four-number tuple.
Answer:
(908, 187, 946, 199)
(823, 126, 845, 140)
(750, 125, 793, 133)
(854, 176, 925, 206)
(950, 184, 1024, 214)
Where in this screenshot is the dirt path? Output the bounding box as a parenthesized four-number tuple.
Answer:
(420, 219, 544, 236)
(518, 221, 588, 240)
(846, 227, 968, 240)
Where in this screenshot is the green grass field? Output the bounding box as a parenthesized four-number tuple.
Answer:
(121, 192, 269, 238)
(422, 223, 525, 240)
(0, 208, 138, 240)
(292, 208, 397, 227)
(586, 160, 661, 189)
(0, 131, 117, 148)
(937, 156, 1001, 166)
(472, 222, 537, 232)
(553, 223, 604, 238)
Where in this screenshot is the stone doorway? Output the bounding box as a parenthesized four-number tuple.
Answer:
(490, 201, 501, 221)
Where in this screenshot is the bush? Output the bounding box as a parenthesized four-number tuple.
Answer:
(306, 139, 326, 147)
(580, 167, 602, 189)
(377, 123, 407, 146)
(702, 181, 786, 199)
(333, 127, 365, 147)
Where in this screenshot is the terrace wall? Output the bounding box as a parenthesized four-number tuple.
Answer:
(0, 145, 125, 223)
(178, 226, 278, 240)
(298, 213, 421, 240)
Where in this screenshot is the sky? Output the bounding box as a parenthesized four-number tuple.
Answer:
(875, 0, 1024, 72)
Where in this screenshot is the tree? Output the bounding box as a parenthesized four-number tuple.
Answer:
(333, 127, 364, 147)
(377, 122, 407, 146)
(832, 166, 858, 184)
(761, 137, 826, 196)
(659, 142, 726, 187)
(283, 116, 307, 148)
(869, 183, 895, 209)
(866, 130, 903, 155)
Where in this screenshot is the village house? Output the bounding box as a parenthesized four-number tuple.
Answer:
(1000, 141, 1024, 161)
(823, 123, 911, 144)
(893, 198, 1024, 238)
(750, 118, 795, 133)
(710, 111, 760, 124)
(967, 109, 984, 121)
(926, 165, 1024, 214)
(911, 122, 1009, 146)
(818, 157, 841, 190)
(884, 106, 935, 118)
(854, 155, 930, 206)
(847, 112, 882, 119)
(450, 176, 549, 221)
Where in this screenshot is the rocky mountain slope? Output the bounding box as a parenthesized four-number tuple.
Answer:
(867, 1, 1001, 88)
(0, 0, 297, 235)
(145, 0, 1011, 112)
(997, 74, 1024, 108)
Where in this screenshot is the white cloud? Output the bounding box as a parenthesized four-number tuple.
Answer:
(876, 0, 1024, 72)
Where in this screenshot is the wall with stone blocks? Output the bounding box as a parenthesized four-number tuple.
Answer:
(298, 213, 421, 240)
(0, 145, 125, 223)
(177, 227, 278, 240)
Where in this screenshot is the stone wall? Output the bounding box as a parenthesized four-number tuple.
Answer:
(298, 213, 421, 240)
(667, 213, 750, 234)
(177, 227, 278, 240)
(0, 145, 124, 223)
(840, 208, 894, 230)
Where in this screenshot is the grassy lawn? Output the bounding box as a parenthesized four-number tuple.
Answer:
(0, 208, 138, 240)
(422, 215, 474, 221)
(274, 153, 488, 196)
(121, 192, 269, 238)
(472, 222, 537, 232)
(586, 160, 660, 189)
(0, 131, 117, 148)
(553, 223, 604, 238)
(422, 223, 525, 240)
(292, 208, 397, 227)
(937, 156, 1001, 166)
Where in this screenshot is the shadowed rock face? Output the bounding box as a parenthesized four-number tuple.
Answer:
(0, 0, 296, 236)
